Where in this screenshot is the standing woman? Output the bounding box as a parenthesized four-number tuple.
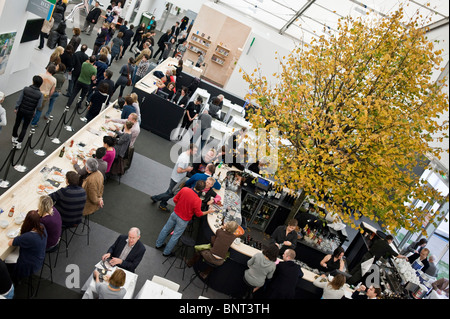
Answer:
(113, 57, 135, 98)
(319, 246, 346, 272)
(49, 46, 64, 66)
(94, 22, 109, 56)
(106, 23, 117, 46)
(37, 195, 62, 250)
(109, 32, 124, 65)
(111, 2, 122, 25)
(7, 211, 47, 283)
(60, 44, 74, 77)
(130, 23, 145, 52)
(82, 158, 105, 216)
(68, 27, 81, 52)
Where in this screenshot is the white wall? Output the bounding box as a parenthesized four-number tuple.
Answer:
(200, 1, 298, 99)
(0, 0, 50, 97)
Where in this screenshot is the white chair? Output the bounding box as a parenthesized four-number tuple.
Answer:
(151, 275, 180, 292)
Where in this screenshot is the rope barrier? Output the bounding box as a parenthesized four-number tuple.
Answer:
(64, 105, 79, 132)
(30, 117, 52, 150)
(13, 129, 36, 172)
(0, 146, 17, 189)
(48, 107, 68, 137)
(51, 107, 70, 144)
(33, 117, 53, 157)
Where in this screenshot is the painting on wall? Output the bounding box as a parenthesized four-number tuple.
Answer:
(0, 31, 17, 75)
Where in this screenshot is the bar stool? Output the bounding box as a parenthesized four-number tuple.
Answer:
(182, 259, 218, 296)
(163, 235, 195, 280)
(55, 224, 80, 266)
(81, 214, 90, 245)
(38, 241, 60, 283)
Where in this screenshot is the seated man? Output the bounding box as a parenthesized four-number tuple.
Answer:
(102, 227, 146, 273)
(72, 147, 108, 181)
(49, 171, 87, 227)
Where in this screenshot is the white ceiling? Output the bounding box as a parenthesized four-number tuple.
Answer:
(213, 0, 449, 44)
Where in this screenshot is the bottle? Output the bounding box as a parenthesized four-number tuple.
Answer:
(8, 206, 15, 217)
(218, 161, 223, 168)
(59, 146, 66, 158)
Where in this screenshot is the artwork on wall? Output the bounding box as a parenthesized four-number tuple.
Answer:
(0, 31, 17, 75)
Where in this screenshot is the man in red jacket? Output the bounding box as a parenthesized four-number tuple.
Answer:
(155, 180, 214, 257)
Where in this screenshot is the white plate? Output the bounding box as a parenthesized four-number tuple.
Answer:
(51, 174, 65, 183)
(7, 229, 20, 239)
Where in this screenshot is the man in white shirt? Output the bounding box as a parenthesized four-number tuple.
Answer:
(151, 143, 197, 211)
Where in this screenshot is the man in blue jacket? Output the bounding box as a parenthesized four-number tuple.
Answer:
(185, 163, 221, 190)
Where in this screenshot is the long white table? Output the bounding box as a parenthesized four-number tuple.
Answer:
(135, 279, 182, 299)
(0, 105, 123, 260)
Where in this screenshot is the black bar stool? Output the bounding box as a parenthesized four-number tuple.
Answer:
(163, 234, 195, 280)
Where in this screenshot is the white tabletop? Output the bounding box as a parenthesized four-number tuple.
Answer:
(81, 261, 138, 299)
(0, 105, 123, 260)
(135, 279, 182, 299)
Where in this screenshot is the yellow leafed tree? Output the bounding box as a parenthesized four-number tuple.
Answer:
(241, 6, 448, 235)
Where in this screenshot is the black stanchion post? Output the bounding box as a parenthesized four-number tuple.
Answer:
(65, 105, 78, 132)
(34, 116, 53, 157)
(52, 106, 70, 144)
(14, 128, 36, 173)
(0, 146, 17, 189)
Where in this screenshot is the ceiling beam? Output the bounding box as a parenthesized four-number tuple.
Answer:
(279, 0, 316, 34)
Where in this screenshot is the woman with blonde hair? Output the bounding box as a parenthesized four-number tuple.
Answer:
(99, 46, 112, 65)
(37, 195, 62, 249)
(49, 46, 64, 66)
(129, 92, 141, 124)
(313, 273, 347, 299)
(186, 221, 238, 278)
(94, 268, 127, 299)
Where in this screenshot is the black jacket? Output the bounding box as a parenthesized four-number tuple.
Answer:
(122, 29, 134, 45)
(107, 234, 146, 273)
(173, 92, 189, 107)
(17, 85, 43, 116)
(265, 261, 303, 299)
(157, 33, 170, 48)
(72, 51, 89, 77)
(86, 7, 101, 23)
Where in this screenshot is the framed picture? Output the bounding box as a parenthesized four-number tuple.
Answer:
(0, 31, 17, 75)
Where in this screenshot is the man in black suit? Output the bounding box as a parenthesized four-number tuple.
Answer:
(82, 1, 102, 35)
(264, 249, 303, 299)
(102, 227, 146, 273)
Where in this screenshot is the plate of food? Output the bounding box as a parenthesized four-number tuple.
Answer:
(50, 171, 65, 183)
(37, 184, 55, 195)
